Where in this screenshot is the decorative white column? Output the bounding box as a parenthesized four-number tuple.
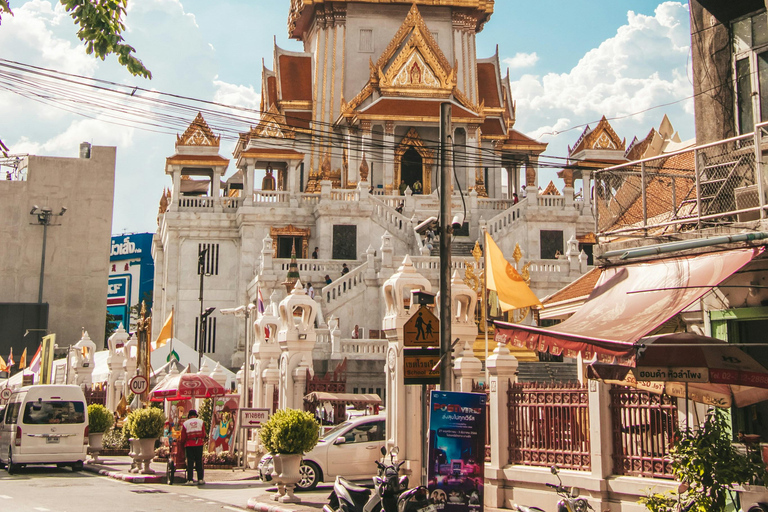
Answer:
(253, 300, 280, 409)
(382, 255, 432, 480)
(73, 332, 97, 388)
(106, 325, 129, 411)
(122, 334, 138, 400)
(212, 169, 223, 212)
(244, 163, 255, 206)
(170, 167, 181, 212)
(277, 281, 318, 410)
(485, 341, 518, 508)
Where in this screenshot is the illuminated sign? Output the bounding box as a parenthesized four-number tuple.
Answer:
(107, 275, 131, 306)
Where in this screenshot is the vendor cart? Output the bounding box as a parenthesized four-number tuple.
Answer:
(149, 366, 226, 485)
(165, 432, 186, 484)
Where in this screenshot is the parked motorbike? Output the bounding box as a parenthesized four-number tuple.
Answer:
(512, 466, 593, 512)
(323, 446, 409, 512)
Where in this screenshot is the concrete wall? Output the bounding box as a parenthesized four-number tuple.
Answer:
(0, 145, 116, 350)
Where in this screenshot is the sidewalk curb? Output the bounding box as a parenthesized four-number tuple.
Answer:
(246, 497, 302, 512)
(84, 463, 164, 484)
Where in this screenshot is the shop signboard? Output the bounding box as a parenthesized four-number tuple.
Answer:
(427, 391, 486, 512)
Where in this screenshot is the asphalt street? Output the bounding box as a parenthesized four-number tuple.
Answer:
(0, 464, 332, 512)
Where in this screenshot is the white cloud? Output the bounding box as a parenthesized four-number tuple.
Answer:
(0, 0, 97, 75)
(503, 52, 539, 69)
(508, 2, 693, 156)
(11, 118, 136, 155)
(213, 79, 261, 111)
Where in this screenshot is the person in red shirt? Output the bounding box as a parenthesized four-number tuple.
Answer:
(180, 409, 206, 485)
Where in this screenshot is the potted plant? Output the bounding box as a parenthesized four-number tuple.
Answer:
(259, 408, 319, 503)
(86, 404, 114, 463)
(125, 408, 165, 474)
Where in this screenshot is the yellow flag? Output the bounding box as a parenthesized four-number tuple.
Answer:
(19, 348, 27, 369)
(154, 308, 173, 349)
(0, 354, 7, 373)
(485, 231, 543, 311)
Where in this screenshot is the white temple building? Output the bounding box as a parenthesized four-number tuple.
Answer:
(151, 1, 596, 392)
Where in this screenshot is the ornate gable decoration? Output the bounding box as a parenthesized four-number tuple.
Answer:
(376, 5, 456, 98)
(177, 112, 220, 148)
(251, 105, 295, 140)
(569, 116, 625, 155)
(541, 181, 561, 196)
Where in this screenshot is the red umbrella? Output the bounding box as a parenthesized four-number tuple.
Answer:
(150, 372, 226, 401)
(588, 332, 768, 408)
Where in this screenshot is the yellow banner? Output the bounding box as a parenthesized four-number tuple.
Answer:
(484, 232, 542, 311)
(41, 334, 56, 385)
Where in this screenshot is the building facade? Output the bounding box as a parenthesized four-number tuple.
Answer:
(0, 143, 116, 356)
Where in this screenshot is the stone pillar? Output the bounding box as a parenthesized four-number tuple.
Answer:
(106, 325, 129, 411)
(383, 122, 395, 193)
(260, 235, 274, 276)
(485, 341, 518, 508)
(566, 235, 581, 276)
(254, 300, 280, 409)
(73, 331, 97, 388)
(583, 170, 592, 208)
(170, 167, 181, 212)
(277, 281, 319, 410)
(212, 169, 223, 211)
(122, 334, 138, 400)
(453, 341, 482, 392)
(382, 255, 432, 480)
(244, 163, 255, 206)
(380, 232, 394, 270)
(291, 356, 312, 408)
(262, 359, 279, 414)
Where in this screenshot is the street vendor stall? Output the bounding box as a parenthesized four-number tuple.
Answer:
(150, 367, 226, 484)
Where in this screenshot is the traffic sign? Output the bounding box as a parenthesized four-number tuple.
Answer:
(239, 408, 271, 429)
(403, 306, 439, 348)
(129, 375, 149, 395)
(403, 348, 440, 385)
(0, 388, 12, 401)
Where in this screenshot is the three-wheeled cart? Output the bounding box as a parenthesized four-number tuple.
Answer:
(165, 432, 186, 485)
(149, 367, 226, 485)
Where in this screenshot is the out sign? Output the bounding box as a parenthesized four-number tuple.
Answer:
(129, 375, 149, 395)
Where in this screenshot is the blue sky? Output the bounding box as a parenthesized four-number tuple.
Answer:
(0, 0, 694, 234)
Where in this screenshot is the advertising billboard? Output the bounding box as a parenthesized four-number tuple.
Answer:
(427, 391, 487, 512)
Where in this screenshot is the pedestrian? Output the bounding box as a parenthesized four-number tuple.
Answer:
(341, 263, 350, 276)
(311, 247, 318, 259)
(307, 282, 315, 299)
(413, 179, 422, 195)
(398, 180, 407, 195)
(512, 193, 519, 204)
(395, 201, 404, 214)
(325, 274, 332, 285)
(180, 409, 206, 485)
(521, 185, 527, 198)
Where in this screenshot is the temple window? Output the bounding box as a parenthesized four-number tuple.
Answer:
(359, 29, 374, 53)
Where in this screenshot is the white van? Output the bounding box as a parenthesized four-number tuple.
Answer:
(0, 385, 89, 473)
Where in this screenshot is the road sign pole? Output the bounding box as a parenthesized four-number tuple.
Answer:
(439, 102, 452, 391)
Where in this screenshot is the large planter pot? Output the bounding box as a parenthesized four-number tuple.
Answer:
(137, 438, 158, 474)
(128, 438, 141, 473)
(272, 453, 303, 503)
(87, 432, 104, 463)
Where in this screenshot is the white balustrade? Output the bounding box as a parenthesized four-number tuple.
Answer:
(222, 197, 242, 210)
(177, 196, 216, 209)
(253, 191, 290, 204)
(339, 339, 387, 357)
(300, 193, 320, 205)
(537, 195, 565, 208)
(330, 189, 359, 201)
(323, 261, 369, 306)
(369, 196, 412, 239)
(478, 198, 515, 211)
(486, 201, 525, 238)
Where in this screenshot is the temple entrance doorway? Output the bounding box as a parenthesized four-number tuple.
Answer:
(401, 147, 423, 193)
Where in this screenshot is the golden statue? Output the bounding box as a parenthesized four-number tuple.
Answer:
(262, 164, 276, 191)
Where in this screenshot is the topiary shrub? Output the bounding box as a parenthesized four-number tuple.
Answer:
(125, 408, 165, 439)
(259, 408, 319, 455)
(87, 404, 114, 433)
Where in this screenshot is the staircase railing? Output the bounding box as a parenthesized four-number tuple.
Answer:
(322, 261, 369, 309)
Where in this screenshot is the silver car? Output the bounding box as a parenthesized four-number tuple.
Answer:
(258, 414, 386, 490)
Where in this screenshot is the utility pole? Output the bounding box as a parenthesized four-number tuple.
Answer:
(439, 103, 452, 391)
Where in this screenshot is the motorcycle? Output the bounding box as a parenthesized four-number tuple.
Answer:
(323, 446, 409, 512)
(513, 466, 593, 512)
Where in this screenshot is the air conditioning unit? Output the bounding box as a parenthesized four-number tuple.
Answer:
(734, 184, 760, 222)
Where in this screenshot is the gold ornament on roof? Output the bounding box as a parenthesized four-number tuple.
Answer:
(176, 112, 220, 148)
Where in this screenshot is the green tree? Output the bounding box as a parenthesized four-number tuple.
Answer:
(0, 0, 151, 79)
(105, 310, 118, 347)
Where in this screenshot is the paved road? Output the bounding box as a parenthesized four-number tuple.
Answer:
(0, 464, 332, 512)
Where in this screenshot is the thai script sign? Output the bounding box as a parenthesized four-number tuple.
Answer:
(239, 408, 271, 429)
(403, 348, 440, 385)
(636, 367, 709, 382)
(428, 391, 486, 512)
(110, 236, 143, 257)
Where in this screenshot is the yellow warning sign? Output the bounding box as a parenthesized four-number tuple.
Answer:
(403, 306, 439, 348)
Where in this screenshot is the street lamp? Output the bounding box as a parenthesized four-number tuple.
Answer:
(30, 205, 67, 303)
(199, 306, 216, 369)
(198, 246, 214, 369)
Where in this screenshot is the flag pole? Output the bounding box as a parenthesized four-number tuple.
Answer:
(170, 305, 175, 359)
(483, 228, 489, 385)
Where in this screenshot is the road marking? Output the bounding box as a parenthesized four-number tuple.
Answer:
(34, 507, 50, 511)
(0, 495, 11, 500)
(223, 507, 245, 512)
(194, 498, 205, 501)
